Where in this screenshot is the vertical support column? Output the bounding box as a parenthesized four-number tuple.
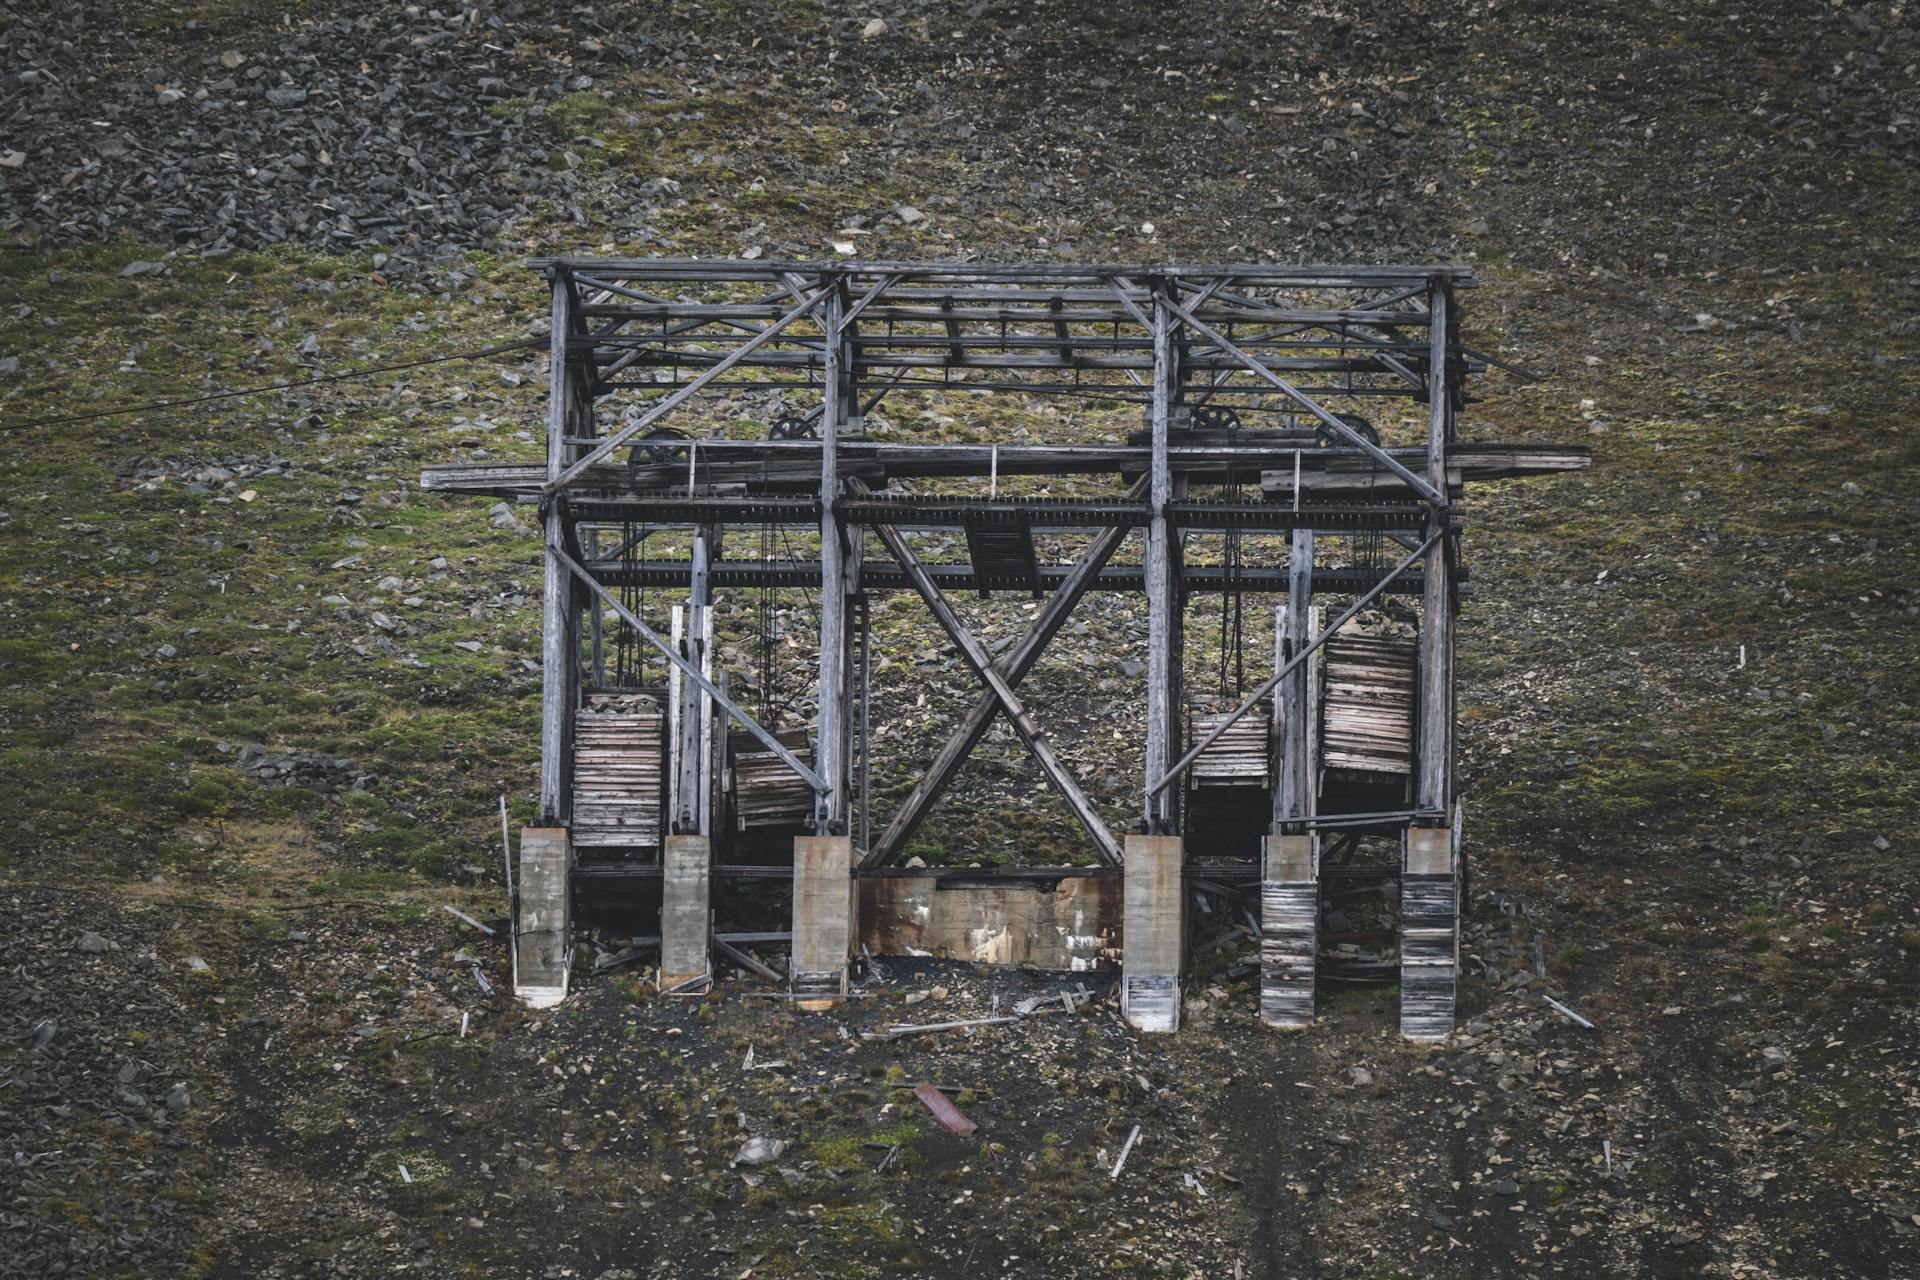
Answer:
(664, 521, 717, 986)
(1276, 530, 1315, 826)
(673, 526, 714, 836)
(791, 834, 853, 1008)
(1123, 833, 1185, 1031)
(1143, 285, 1178, 832)
(800, 282, 854, 1000)
(815, 282, 849, 832)
(1264, 530, 1317, 1027)
(1404, 276, 1458, 1040)
(538, 273, 573, 825)
(660, 833, 711, 989)
(587, 528, 605, 688)
(514, 827, 572, 1007)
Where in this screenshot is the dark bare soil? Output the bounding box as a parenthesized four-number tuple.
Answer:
(1, 2, 1918, 1277)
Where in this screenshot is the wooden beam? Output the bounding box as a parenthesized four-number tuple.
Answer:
(1149, 529, 1442, 799)
(1275, 530, 1315, 831)
(1159, 292, 1446, 505)
(858, 482, 1123, 865)
(816, 284, 848, 831)
(1143, 287, 1177, 831)
(552, 544, 827, 794)
(865, 477, 1148, 867)
(1418, 280, 1453, 815)
(539, 276, 572, 824)
(546, 284, 830, 492)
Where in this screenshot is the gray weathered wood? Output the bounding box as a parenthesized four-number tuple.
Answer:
(1418, 280, 1453, 814)
(1150, 529, 1442, 799)
(864, 477, 1148, 867)
(815, 285, 848, 831)
(1275, 529, 1315, 829)
(1143, 288, 1177, 831)
(860, 485, 1122, 865)
(551, 543, 827, 794)
(539, 276, 572, 824)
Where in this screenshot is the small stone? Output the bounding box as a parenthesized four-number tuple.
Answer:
(861, 17, 888, 38)
(165, 1083, 191, 1115)
(78, 932, 111, 953)
(220, 49, 246, 69)
(186, 956, 210, 972)
(0, 150, 24, 169)
(892, 204, 925, 225)
(238, 489, 258, 502)
(1346, 1066, 1373, 1087)
(1490, 1178, 1521, 1196)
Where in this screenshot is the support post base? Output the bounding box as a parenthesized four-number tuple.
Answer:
(791, 835, 854, 1010)
(1261, 834, 1317, 1028)
(660, 834, 712, 989)
(1400, 825, 1457, 1041)
(514, 827, 572, 1009)
(1122, 834, 1185, 1032)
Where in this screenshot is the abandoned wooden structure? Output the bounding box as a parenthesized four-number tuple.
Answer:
(422, 257, 1588, 1038)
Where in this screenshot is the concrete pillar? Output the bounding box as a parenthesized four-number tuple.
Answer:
(514, 827, 571, 1009)
(1400, 825, 1457, 1040)
(1122, 834, 1184, 1032)
(791, 835, 853, 1009)
(1260, 833, 1316, 1028)
(660, 834, 711, 989)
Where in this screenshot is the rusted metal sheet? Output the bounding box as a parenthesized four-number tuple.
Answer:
(857, 872, 1120, 971)
(912, 1083, 977, 1136)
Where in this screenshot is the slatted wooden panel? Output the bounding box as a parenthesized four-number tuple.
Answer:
(572, 694, 665, 848)
(1259, 880, 1317, 1026)
(1189, 706, 1273, 788)
(1322, 628, 1417, 775)
(731, 726, 815, 831)
(1399, 872, 1458, 1039)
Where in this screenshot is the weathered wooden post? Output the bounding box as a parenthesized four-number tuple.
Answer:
(1403, 277, 1459, 1041)
(1264, 545, 1318, 1028)
(793, 276, 853, 1001)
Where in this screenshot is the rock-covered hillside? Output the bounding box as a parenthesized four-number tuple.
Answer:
(1, 3, 1916, 1277)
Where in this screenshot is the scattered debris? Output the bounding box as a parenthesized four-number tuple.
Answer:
(1543, 994, 1596, 1029)
(442, 904, 494, 936)
(1110, 1124, 1142, 1180)
(912, 1083, 978, 1137)
(733, 1137, 785, 1167)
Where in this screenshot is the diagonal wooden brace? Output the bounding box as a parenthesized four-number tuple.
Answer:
(855, 481, 1123, 865)
(865, 478, 1146, 866)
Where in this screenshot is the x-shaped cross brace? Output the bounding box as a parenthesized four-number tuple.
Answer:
(850, 478, 1126, 865)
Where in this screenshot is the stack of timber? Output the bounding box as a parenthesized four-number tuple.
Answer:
(1188, 706, 1272, 789)
(1321, 624, 1417, 775)
(572, 694, 666, 849)
(1400, 872, 1459, 1039)
(730, 727, 815, 831)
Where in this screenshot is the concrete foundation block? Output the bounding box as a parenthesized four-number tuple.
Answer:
(1261, 834, 1316, 1028)
(1122, 834, 1185, 1032)
(514, 827, 571, 1009)
(660, 834, 712, 989)
(791, 835, 854, 1009)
